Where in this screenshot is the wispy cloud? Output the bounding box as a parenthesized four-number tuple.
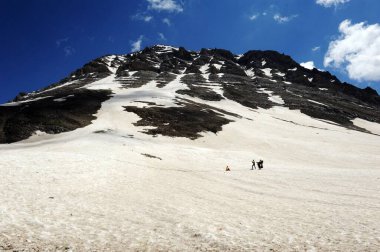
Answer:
(247, 6, 297, 24)
(273, 14, 298, 24)
(56, 37, 69, 47)
(131, 13, 154, 22)
(316, 0, 350, 7)
(63, 46, 75, 56)
(158, 32, 166, 40)
(147, 0, 183, 13)
(131, 35, 143, 52)
(56, 38, 74, 56)
(162, 18, 171, 26)
(249, 14, 259, 21)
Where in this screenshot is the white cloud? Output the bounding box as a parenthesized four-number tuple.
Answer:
(300, 61, 316, 70)
(144, 16, 153, 22)
(316, 0, 350, 7)
(249, 14, 259, 21)
(158, 32, 166, 40)
(162, 18, 171, 26)
(273, 14, 298, 24)
(324, 19, 380, 82)
(132, 13, 153, 22)
(147, 0, 183, 13)
(131, 36, 143, 52)
(312, 46, 321, 52)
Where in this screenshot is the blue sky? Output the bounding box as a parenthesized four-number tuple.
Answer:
(1, 0, 380, 103)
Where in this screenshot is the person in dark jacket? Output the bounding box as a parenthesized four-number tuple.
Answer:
(257, 160, 264, 170)
(251, 160, 256, 170)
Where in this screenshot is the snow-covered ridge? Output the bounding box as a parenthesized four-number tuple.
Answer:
(1, 44, 379, 144)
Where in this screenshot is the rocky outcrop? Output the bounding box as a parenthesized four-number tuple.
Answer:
(124, 100, 232, 139)
(0, 89, 111, 143)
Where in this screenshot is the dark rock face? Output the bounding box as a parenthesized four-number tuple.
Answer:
(201, 48, 236, 62)
(173, 47, 193, 61)
(221, 62, 247, 76)
(72, 59, 111, 76)
(60, 58, 112, 84)
(238, 50, 380, 106)
(124, 100, 232, 139)
(1, 44, 379, 143)
(13, 92, 28, 102)
(118, 71, 158, 89)
(156, 72, 177, 88)
(239, 50, 299, 72)
(178, 74, 223, 101)
(220, 75, 274, 110)
(0, 89, 111, 143)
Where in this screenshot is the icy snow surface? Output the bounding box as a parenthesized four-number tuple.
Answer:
(307, 99, 327, 107)
(245, 68, 256, 78)
(1, 96, 52, 106)
(213, 64, 223, 70)
(258, 88, 285, 105)
(0, 73, 380, 251)
(261, 68, 272, 78)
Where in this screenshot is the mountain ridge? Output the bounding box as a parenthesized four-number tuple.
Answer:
(0, 45, 379, 143)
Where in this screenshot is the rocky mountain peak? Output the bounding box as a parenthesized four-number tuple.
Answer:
(0, 45, 379, 143)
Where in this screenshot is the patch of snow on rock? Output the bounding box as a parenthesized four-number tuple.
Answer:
(262, 68, 272, 78)
(245, 69, 256, 78)
(308, 99, 327, 107)
(1, 96, 52, 106)
(213, 64, 222, 70)
(258, 88, 284, 105)
(200, 64, 209, 74)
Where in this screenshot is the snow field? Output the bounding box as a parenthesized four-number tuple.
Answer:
(1, 73, 380, 251)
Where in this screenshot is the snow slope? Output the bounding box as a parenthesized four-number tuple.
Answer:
(1, 72, 380, 251)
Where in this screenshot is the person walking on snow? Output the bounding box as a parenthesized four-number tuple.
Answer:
(258, 160, 264, 170)
(251, 160, 256, 170)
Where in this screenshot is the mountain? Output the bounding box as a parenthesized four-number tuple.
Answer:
(0, 45, 379, 251)
(0, 45, 379, 143)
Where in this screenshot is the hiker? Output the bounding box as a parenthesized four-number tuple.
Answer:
(226, 165, 230, 171)
(257, 160, 264, 170)
(251, 160, 256, 170)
